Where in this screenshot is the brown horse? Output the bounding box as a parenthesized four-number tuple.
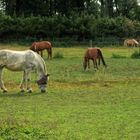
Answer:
(83, 48, 107, 70)
(124, 39, 139, 47)
(30, 41, 52, 59)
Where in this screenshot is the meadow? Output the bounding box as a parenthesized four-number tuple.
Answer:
(0, 44, 139, 140)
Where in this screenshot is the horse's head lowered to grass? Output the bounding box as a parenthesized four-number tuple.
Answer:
(124, 39, 139, 47)
(83, 48, 107, 70)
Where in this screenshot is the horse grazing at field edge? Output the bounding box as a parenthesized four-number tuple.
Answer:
(124, 39, 139, 47)
(0, 49, 49, 93)
(30, 41, 52, 59)
(83, 48, 107, 70)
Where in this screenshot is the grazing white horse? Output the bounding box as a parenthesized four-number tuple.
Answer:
(0, 49, 49, 93)
(124, 39, 139, 47)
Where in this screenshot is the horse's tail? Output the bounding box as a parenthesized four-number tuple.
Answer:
(49, 42, 53, 59)
(49, 47, 52, 59)
(97, 49, 107, 67)
(132, 39, 139, 46)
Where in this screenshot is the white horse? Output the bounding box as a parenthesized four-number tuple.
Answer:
(0, 49, 49, 93)
(124, 39, 139, 47)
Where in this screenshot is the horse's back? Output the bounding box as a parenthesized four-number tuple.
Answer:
(124, 39, 139, 46)
(85, 48, 99, 59)
(32, 41, 52, 50)
(0, 49, 36, 62)
(0, 50, 37, 71)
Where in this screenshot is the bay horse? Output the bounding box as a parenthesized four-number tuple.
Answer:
(30, 41, 52, 59)
(83, 48, 107, 70)
(0, 49, 49, 93)
(124, 39, 139, 47)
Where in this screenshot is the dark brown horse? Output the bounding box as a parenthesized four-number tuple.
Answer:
(30, 41, 52, 59)
(83, 48, 107, 70)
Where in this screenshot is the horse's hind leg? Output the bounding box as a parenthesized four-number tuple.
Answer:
(0, 68, 7, 92)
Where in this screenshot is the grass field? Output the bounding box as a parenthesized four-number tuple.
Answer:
(0, 44, 139, 140)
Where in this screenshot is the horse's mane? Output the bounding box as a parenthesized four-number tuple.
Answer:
(36, 53, 47, 74)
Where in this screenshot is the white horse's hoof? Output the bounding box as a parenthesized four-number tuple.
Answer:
(20, 89, 25, 93)
(3, 89, 7, 93)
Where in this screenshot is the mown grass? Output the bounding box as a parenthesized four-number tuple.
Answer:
(0, 44, 139, 140)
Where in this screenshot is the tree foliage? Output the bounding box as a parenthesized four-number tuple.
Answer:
(0, 0, 140, 19)
(0, 0, 140, 42)
(0, 14, 140, 42)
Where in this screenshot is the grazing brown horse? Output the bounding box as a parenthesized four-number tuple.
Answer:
(30, 41, 52, 59)
(124, 39, 139, 47)
(83, 48, 107, 70)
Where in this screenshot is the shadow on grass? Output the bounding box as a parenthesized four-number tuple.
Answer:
(0, 91, 44, 98)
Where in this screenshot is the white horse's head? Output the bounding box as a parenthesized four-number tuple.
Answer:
(37, 74, 50, 93)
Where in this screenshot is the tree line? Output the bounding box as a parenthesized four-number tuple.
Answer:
(0, 14, 140, 43)
(0, 0, 140, 44)
(0, 0, 140, 19)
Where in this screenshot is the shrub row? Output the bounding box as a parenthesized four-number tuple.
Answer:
(0, 14, 140, 44)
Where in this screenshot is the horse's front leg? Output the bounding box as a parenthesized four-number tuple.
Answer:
(87, 59, 90, 69)
(41, 51, 43, 57)
(36, 51, 39, 55)
(20, 71, 26, 92)
(26, 71, 32, 93)
(47, 49, 49, 59)
(0, 68, 7, 92)
(20, 70, 32, 93)
(93, 59, 98, 70)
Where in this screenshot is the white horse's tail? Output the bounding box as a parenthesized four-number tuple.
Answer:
(132, 39, 139, 45)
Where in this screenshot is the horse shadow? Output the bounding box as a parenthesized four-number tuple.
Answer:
(0, 91, 43, 98)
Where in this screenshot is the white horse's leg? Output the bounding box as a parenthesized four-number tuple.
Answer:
(20, 70, 32, 93)
(0, 68, 7, 92)
(26, 71, 32, 93)
(20, 71, 26, 92)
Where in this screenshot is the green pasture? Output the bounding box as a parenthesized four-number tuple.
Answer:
(0, 44, 139, 140)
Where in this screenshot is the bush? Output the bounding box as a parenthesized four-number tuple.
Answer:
(53, 52, 64, 59)
(0, 15, 140, 44)
(131, 51, 140, 59)
(111, 53, 126, 58)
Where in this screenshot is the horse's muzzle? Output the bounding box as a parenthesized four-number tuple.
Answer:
(40, 84, 47, 93)
(41, 89, 46, 93)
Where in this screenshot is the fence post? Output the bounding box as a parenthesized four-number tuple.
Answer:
(89, 40, 92, 48)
